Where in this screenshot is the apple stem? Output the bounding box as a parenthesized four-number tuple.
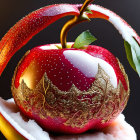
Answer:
(80, 0, 94, 15)
(60, 0, 93, 49)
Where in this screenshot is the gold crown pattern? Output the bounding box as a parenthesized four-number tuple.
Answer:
(11, 58, 129, 128)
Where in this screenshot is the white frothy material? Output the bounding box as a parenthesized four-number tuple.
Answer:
(0, 98, 50, 140)
(64, 50, 117, 88)
(0, 98, 137, 140)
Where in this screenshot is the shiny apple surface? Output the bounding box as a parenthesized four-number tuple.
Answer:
(11, 43, 129, 134)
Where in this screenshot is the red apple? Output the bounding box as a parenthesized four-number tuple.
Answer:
(11, 42, 129, 134)
(0, 0, 140, 137)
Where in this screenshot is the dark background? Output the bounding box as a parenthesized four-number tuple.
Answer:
(0, 0, 139, 139)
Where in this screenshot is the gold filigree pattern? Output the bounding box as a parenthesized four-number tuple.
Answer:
(11, 60, 130, 128)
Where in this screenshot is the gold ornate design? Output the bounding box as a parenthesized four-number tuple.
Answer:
(11, 60, 130, 128)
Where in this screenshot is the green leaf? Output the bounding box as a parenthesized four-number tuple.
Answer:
(124, 40, 136, 71)
(73, 30, 97, 49)
(124, 37, 140, 77)
(85, 7, 93, 14)
(131, 47, 140, 75)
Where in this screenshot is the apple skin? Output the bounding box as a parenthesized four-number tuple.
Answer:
(11, 43, 129, 134)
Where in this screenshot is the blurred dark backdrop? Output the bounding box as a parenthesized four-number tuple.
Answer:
(0, 0, 139, 139)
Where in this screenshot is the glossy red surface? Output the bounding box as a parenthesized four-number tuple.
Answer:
(15, 47, 95, 91)
(12, 44, 129, 134)
(15, 44, 128, 91)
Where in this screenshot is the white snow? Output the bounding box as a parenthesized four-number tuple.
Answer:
(0, 98, 137, 140)
(0, 98, 50, 140)
(64, 50, 117, 88)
